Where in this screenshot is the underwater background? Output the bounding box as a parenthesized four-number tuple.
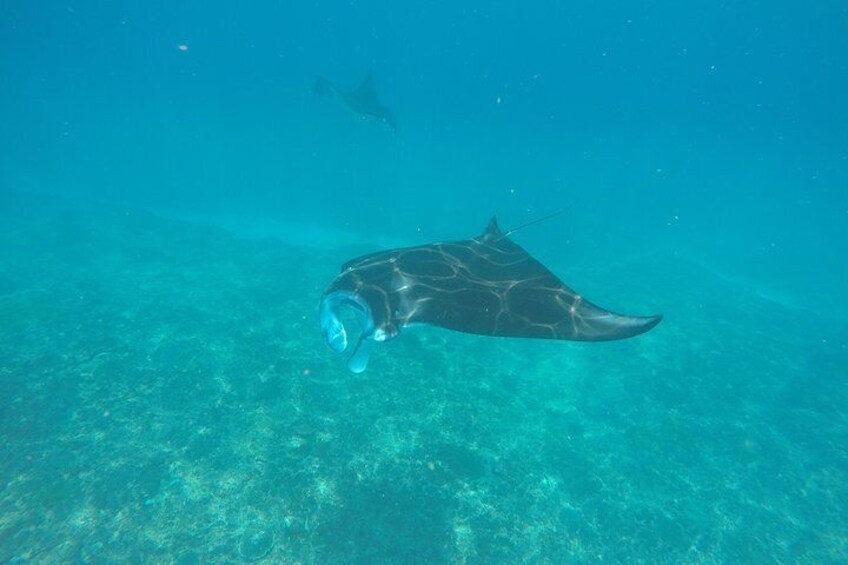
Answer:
(1, 1, 846, 563)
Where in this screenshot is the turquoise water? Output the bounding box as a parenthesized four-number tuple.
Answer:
(2, 2, 847, 563)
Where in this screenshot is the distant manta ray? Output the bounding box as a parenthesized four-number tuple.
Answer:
(320, 216, 662, 372)
(313, 73, 397, 132)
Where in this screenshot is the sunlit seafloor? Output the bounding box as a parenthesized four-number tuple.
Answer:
(1, 191, 845, 563)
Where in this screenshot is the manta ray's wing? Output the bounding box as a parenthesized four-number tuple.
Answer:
(352, 73, 376, 97)
(390, 217, 662, 341)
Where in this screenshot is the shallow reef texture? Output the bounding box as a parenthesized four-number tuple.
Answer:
(1, 190, 846, 563)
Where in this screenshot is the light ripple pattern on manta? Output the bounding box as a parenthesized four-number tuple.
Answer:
(319, 216, 662, 372)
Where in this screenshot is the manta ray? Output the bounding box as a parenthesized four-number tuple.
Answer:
(319, 216, 662, 372)
(313, 73, 397, 132)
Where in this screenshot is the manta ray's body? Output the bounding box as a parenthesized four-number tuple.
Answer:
(313, 74, 397, 132)
(320, 217, 662, 372)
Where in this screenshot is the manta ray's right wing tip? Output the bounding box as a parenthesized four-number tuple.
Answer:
(579, 310, 663, 341)
(642, 313, 663, 333)
(610, 313, 663, 339)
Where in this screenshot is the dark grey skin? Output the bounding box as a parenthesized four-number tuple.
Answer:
(313, 74, 397, 132)
(319, 217, 662, 372)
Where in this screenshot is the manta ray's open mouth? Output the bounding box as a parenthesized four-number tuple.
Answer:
(319, 291, 375, 373)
